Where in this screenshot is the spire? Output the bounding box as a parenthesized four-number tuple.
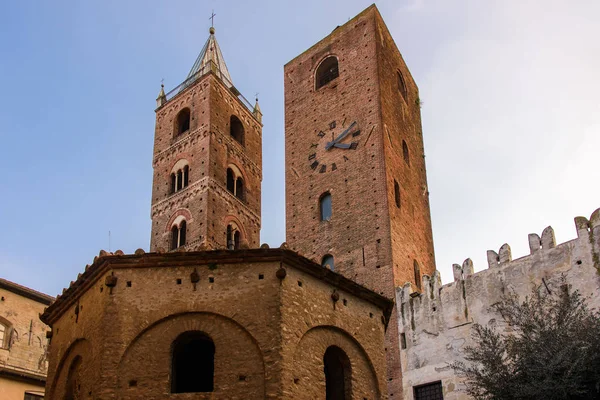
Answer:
(185, 27, 233, 88)
(156, 83, 166, 108)
(253, 97, 262, 123)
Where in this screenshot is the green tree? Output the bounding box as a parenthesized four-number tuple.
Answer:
(451, 285, 600, 400)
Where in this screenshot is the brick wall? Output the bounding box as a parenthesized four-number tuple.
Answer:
(42, 250, 391, 399)
(150, 73, 262, 251)
(284, 5, 435, 397)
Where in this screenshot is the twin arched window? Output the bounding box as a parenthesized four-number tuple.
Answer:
(171, 165, 189, 194)
(226, 167, 245, 201)
(172, 332, 215, 393)
(320, 192, 332, 221)
(324, 346, 352, 400)
(316, 56, 339, 90)
(171, 220, 187, 250)
(175, 108, 191, 136)
(230, 115, 244, 145)
(226, 224, 241, 250)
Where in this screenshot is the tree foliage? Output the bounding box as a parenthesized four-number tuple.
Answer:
(451, 285, 600, 400)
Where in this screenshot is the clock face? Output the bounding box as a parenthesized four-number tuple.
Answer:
(307, 120, 361, 173)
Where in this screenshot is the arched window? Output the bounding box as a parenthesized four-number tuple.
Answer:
(65, 356, 82, 400)
(235, 177, 244, 201)
(414, 260, 421, 290)
(324, 346, 352, 400)
(175, 108, 191, 136)
(322, 255, 334, 271)
(171, 220, 187, 250)
(397, 71, 407, 100)
(316, 56, 339, 89)
(320, 192, 332, 221)
(170, 173, 176, 194)
(170, 161, 190, 194)
(394, 180, 401, 209)
(230, 115, 244, 145)
(171, 331, 215, 393)
(227, 168, 235, 193)
(402, 140, 410, 166)
(226, 223, 242, 250)
(226, 166, 246, 202)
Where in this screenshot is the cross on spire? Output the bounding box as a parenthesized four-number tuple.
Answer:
(209, 10, 216, 27)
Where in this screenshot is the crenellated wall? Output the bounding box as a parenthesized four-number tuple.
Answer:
(397, 207, 600, 400)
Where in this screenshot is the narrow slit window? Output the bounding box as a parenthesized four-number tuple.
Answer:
(394, 180, 401, 209)
(397, 71, 407, 100)
(402, 140, 410, 166)
(320, 192, 332, 221)
(414, 260, 421, 290)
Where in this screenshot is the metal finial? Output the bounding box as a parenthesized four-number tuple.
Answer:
(209, 10, 216, 29)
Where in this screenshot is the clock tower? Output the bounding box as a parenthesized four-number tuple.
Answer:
(150, 27, 262, 252)
(284, 5, 435, 396)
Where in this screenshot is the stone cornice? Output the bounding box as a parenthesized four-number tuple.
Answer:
(40, 249, 394, 327)
(0, 278, 53, 305)
(152, 128, 261, 178)
(151, 176, 260, 223)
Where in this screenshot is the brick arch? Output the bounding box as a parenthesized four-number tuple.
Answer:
(226, 160, 249, 190)
(290, 325, 381, 399)
(165, 209, 192, 233)
(223, 214, 248, 241)
(168, 152, 192, 173)
(116, 311, 265, 398)
(46, 338, 93, 400)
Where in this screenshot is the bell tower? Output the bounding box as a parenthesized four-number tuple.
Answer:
(150, 27, 262, 252)
(284, 5, 435, 396)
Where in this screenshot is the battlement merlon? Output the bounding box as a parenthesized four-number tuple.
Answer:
(396, 207, 600, 399)
(398, 206, 600, 305)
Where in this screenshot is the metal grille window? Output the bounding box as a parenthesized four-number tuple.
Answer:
(414, 381, 443, 400)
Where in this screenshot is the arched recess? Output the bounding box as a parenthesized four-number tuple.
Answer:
(290, 325, 381, 400)
(46, 338, 93, 400)
(116, 311, 265, 398)
(315, 56, 340, 89)
(174, 108, 191, 136)
(230, 115, 245, 145)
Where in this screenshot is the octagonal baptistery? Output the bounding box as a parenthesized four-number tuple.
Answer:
(40, 248, 393, 399)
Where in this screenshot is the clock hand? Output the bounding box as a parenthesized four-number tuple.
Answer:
(332, 142, 358, 149)
(325, 121, 357, 150)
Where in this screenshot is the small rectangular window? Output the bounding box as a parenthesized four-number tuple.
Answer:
(414, 381, 443, 400)
(24, 393, 44, 400)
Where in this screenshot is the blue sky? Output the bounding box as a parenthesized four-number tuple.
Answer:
(1, 0, 598, 296)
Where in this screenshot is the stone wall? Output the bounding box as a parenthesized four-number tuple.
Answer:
(397, 208, 600, 399)
(0, 279, 53, 399)
(42, 248, 392, 399)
